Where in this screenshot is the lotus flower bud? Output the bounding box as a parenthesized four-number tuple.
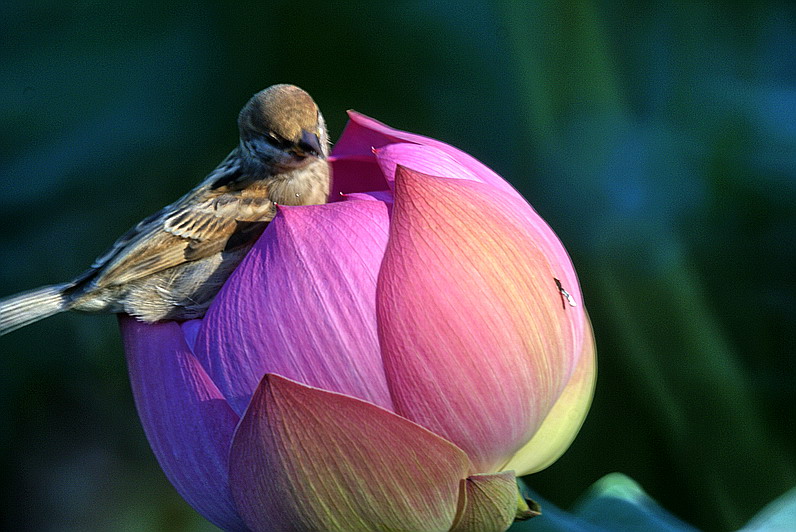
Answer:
(121, 112, 596, 531)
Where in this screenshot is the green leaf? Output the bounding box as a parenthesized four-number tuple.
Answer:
(740, 485, 796, 531)
(509, 475, 698, 531)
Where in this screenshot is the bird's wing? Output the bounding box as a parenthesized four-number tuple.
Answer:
(87, 189, 274, 288)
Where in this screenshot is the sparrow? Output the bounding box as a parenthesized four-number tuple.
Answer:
(0, 84, 331, 336)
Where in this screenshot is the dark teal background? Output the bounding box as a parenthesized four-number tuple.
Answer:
(1, 2, 794, 530)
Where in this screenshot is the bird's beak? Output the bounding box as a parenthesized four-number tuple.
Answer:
(293, 129, 324, 158)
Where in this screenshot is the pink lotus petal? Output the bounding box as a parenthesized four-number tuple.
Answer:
(375, 143, 517, 196)
(450, 471, 520, 532)
(340, 190, 394, 205)
(502, 316, 597, 476)
(378, 167, 582, 472)
(180, 319, 202, 351)
(328, 155, 389, 197)
(333, 111, 521, 198)
(119, 316, 245, 531)
(333, 111, 581, 323)
(375, 143, 481, 185)
(229, 374, 472, 532)
(193, 200, 393, 415)
(330, 112, 405, 159)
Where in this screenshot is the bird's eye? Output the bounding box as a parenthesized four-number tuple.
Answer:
(264, 133, 292, 151)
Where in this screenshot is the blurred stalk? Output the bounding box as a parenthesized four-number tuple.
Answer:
(496, 0, 623, 144)
(598, 253, 796, 527)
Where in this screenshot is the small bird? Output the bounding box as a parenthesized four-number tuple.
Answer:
(0, 84, 331, 336)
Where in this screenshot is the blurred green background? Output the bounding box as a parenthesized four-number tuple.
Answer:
(1, 1, 794, 530)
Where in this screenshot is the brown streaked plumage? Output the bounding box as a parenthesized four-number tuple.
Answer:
(0, 84, 331, 335)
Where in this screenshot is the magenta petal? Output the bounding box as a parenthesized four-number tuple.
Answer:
(375, 143, 518, 196)
(229, 374, 472, 532)
(329, 156, 389, 197)
(194, 200, 393, 415)
(330, 112, 406, 159)
(334, 111, 521, 198)
(119, 316, 245, 531)
(378, 167, 583, 472)
(341, 190, 394, 205)
(376, 143, 482, 185)
(333, 112, 579, 310)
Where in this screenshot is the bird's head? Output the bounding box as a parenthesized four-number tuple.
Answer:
(238, 84, 329, 171)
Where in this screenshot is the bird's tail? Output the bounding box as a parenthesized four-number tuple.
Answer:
(0, 284, 70, 336)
